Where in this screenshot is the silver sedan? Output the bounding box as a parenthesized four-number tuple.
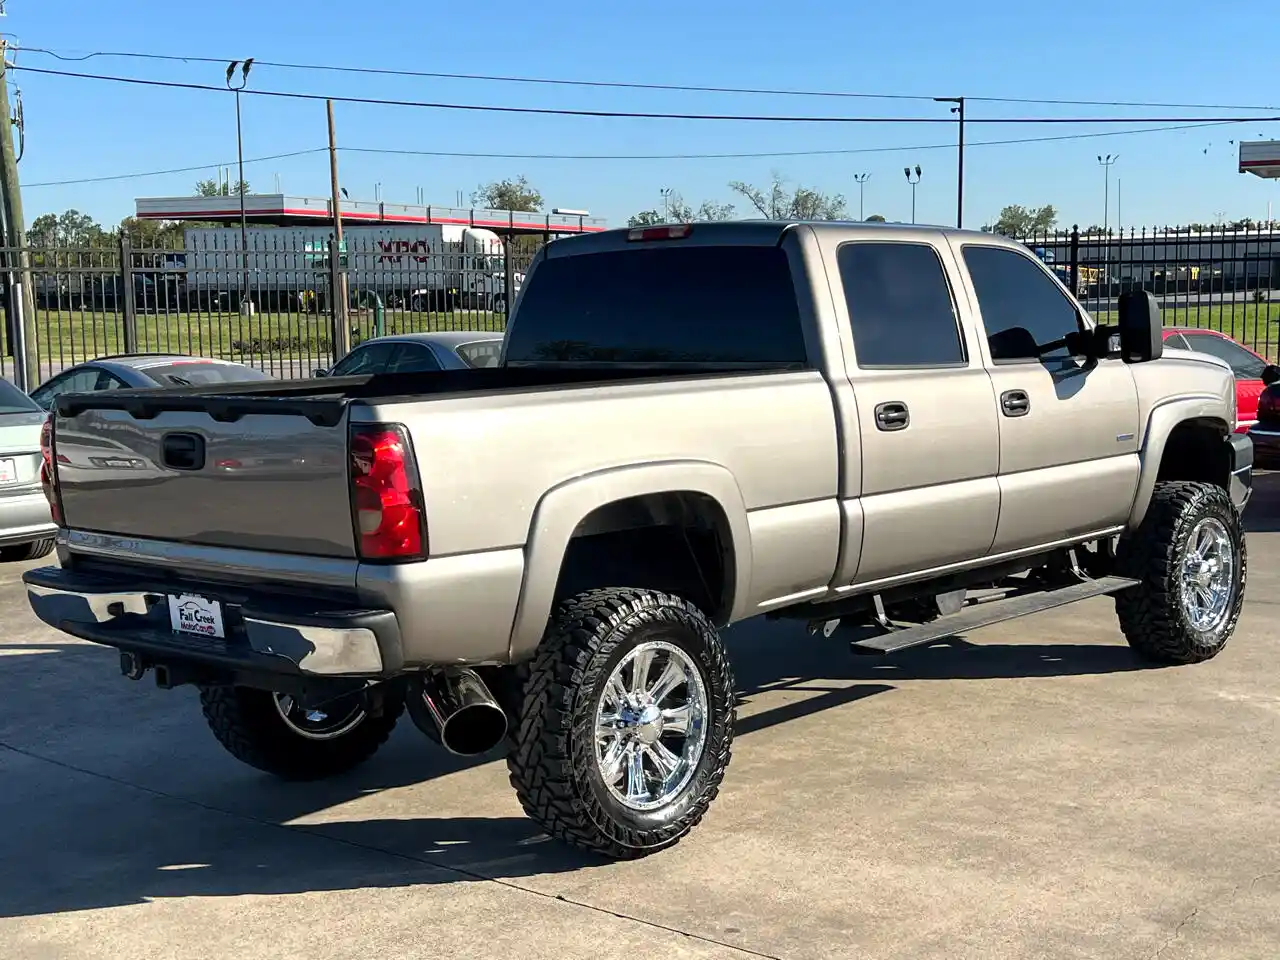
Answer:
(0, 378, 55, 562)
(315, 331, 504, 377)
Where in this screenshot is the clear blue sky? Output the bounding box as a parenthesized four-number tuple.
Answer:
(8, 0, 1280, 232)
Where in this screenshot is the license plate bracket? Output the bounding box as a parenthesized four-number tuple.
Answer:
(168, 593, 226, 640)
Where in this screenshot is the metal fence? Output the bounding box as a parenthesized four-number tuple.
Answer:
(2, 222, 1278, 390)
(1021, 224, 1280, 359)
(1, 230, 544, 387)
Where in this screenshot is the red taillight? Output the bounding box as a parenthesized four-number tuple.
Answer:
(1259, 387, 1279, 422)
(40, 414, 63, 525)
(349, 423, 425, 560)
(627, 223, 693, 242)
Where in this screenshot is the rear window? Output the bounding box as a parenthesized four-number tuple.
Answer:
(143, 362, 274, 386)
(0, 377, 40, 414)
(504, 245, 808, 366)
(455, 339, 504, 368)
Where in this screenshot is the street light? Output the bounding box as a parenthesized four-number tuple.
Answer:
(934, 96, 965, 228)
(853, 173, 871, 221)
(904, 165, 922, 224)
(226, 58, 254, 314)
(1098, 154, 1119, 275)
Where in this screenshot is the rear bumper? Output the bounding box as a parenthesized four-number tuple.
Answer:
(23, 564, 402, 681)
(1229, 431, 1254, 511)
(0, 491, 57, 547)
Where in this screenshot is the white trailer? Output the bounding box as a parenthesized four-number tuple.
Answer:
(182, 223, 520, 311)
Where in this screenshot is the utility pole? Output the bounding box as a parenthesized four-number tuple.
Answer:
(327, 99, 350, 360)
(0, 40, 34, 388)
(226, 59, 253, 315)
(935, 97, 965, 228)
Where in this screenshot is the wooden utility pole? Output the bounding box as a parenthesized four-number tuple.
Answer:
(327, 99, 350, 360)
(0, 40, 35, 388)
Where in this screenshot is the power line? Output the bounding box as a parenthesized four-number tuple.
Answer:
(24, 148, 327, 187)
(12, 64, 1280, 126)
(12, 44, 1280, 112)
(22, 119, 1247, 189)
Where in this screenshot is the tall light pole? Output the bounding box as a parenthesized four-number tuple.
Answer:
(934, 96, 965, 228)
(660, 187, 673, 221)
(853, 173, 870, 221)
(904, 165, 922, 224)
(1098, 154, 1118, 275)
(226, 59, 254, 313)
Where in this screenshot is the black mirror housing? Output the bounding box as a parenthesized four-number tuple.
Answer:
(1116, 290, 1163, 363)
(313, 368, 329, 378)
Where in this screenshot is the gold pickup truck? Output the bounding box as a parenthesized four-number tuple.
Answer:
(26, 220, 1251, 860)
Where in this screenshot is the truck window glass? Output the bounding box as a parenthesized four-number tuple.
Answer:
(837, 241, 966, 368)
(1180, 333, 1267, 380)
(504, 246, 808, 366)
(963, 245, 1082, 363)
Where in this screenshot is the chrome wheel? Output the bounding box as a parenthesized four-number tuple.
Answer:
(594, 640, 709, 811)
(1179, 517, 1236, 633)
(272, 693, 366, 741)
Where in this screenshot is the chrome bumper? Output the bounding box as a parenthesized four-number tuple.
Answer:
(23, 566, 400, 678)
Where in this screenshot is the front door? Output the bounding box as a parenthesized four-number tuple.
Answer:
(954, 242, 1140, 556)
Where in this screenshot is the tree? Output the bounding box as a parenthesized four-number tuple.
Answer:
(472, 175, 542, 211)
(727, 172, 846, 220)
(991, 204, 1057, 239)
(865, 214, 887, 223)
(26, 209, 105, 247)
(117, 215, 185, 247)
(628, 191, 735, 226)
(194, 178, 250, 197)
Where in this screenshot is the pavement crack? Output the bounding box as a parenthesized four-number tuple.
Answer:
(1152, 904, 1200, 959)
(0, 740, 785, 960)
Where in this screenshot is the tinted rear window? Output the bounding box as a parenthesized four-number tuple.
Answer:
(504, 245, 808, 365)
(143, 363, 273, 386)
(0, 377, 40, 414)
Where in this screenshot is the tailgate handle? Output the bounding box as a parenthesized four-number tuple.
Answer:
(161, 433, 205, 471)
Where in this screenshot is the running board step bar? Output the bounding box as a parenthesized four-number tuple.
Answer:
(849, 575, 1142, 656)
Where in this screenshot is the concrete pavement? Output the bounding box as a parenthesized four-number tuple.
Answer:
(1, 482, 1278, 959)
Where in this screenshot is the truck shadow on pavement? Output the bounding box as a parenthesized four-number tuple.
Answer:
(0, 619, 1162, 919)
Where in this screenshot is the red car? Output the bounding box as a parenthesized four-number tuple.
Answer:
(1162, 327, 1279, 431)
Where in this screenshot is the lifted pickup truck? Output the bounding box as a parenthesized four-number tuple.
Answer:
(27, 221, 1251, 859)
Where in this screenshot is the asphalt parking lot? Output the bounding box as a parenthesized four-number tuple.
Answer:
(2, 482, 1278, 960)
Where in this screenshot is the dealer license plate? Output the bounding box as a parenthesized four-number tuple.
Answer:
(0, 458, 16, 484)
(168, 593, 226, 639)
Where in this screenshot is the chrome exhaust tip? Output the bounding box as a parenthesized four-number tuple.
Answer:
(407, 667, 508, 757)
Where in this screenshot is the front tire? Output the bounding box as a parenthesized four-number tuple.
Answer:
(1115, 481, 1246, 664)
(199, 683, 403, 781)
(507, 588, 735, 859)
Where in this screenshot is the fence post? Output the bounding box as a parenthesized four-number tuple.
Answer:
(119, 233, 138, 354)
(329, 236, 351, 362)
(1069, 224, 1080, 295)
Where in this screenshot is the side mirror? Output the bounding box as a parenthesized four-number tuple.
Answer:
(1116, 290, 1163, 364)
(1263, 364, 1280, 386)
(313, 368, 329, 378)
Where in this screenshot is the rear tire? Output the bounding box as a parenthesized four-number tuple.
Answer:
(1115, 481, 1246, 664)
(199, 683, 403, 781)
(506, 588, 735, 859)
(0, 538, 55, 563)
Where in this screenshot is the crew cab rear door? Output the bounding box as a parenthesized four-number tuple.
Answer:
(953, 240, 1140, 555)
(825, 233, 1002, 585)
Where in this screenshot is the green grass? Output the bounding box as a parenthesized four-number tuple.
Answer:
(1090, 302, 1280, 360)
(28, 306, 507, 365)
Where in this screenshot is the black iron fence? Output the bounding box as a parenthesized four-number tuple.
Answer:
(1020, 224, 1280, 359)
(1, 229, 543, 388)
(1, 222, 1278, 390)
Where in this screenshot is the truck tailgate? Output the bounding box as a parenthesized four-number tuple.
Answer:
(54, 404, 355, 557)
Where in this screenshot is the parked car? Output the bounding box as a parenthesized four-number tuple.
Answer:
(29, 355, 275, 411)
(0, 378, 56, 562)
(314, 331, 504, 377)
(1246, 380, 1280, 465)
(1162, 328, 1280, 431)
(25, 221, 1250, 861)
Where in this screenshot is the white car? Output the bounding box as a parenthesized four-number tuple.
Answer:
(0, 378, 55, 561)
